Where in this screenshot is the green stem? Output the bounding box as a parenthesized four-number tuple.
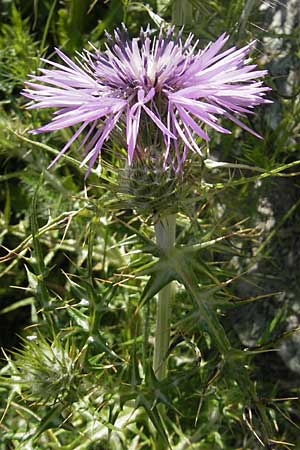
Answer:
(153, 214, 176, 380)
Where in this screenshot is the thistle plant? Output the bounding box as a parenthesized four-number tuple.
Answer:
(22, 23, 269, 371)
(17, 24, 275, 447)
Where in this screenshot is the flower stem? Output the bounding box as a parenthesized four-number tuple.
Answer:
(153, 214, 176, 380)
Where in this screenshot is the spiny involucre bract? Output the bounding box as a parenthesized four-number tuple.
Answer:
(23, 25, 270, 176)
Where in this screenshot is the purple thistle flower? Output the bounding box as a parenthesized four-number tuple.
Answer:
(23, 25, 270, 177)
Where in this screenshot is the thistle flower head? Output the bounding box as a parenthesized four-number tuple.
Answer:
(10, 336, 84, 404)
(23, 25, 270, 176)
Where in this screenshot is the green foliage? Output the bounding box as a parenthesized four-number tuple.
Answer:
(0, 5, 39, 96)
(1, 1, 300, 449)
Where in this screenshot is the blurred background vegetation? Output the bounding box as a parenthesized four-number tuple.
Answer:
(0, 0, 300, 449)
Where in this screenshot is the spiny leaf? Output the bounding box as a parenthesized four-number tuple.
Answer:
(33, 403, 65, 442)
(0, 297, 34, 315)
(137, 394, 170, 448)
(67, 307, 90, 332)
(140, 262, 176, 305)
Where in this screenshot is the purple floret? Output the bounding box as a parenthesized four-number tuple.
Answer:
(23, 25, 271, 176)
